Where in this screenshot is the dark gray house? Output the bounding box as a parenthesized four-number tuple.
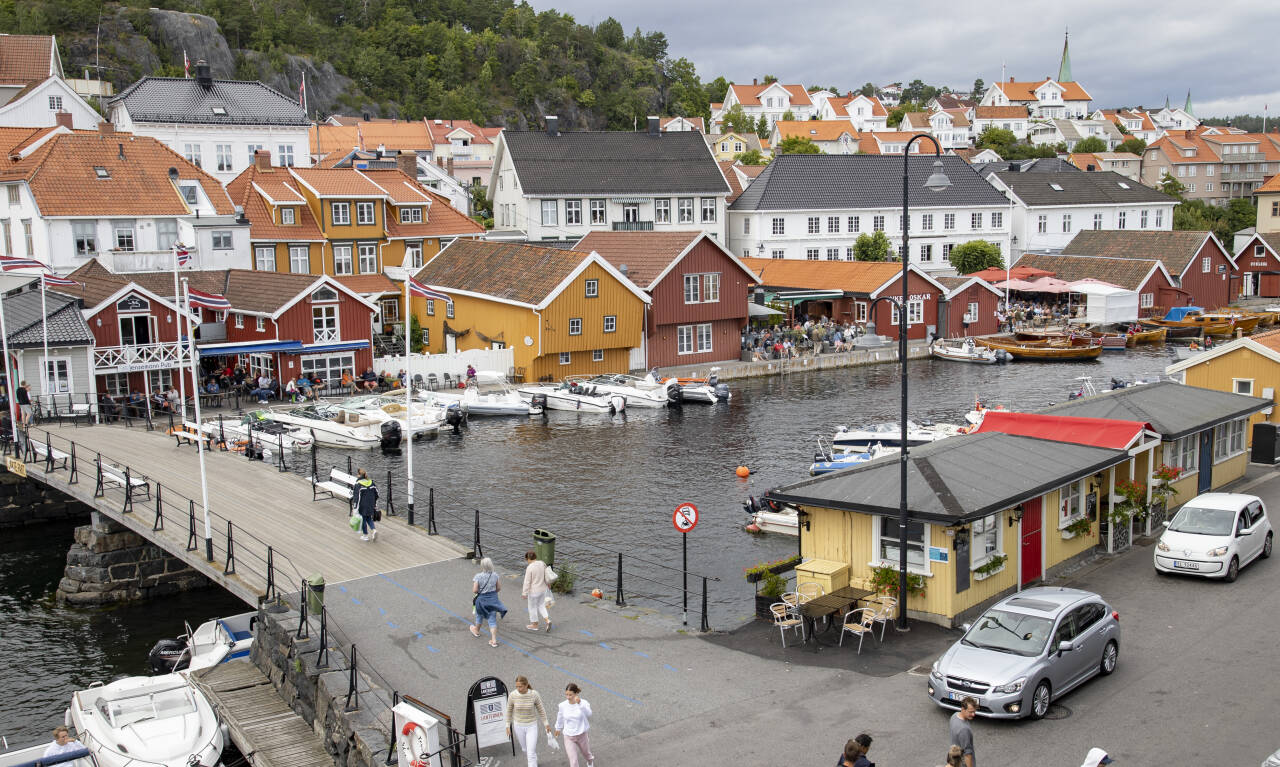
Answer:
(3, 287, 95, 400)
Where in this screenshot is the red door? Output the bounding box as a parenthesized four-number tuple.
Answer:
(1020, 497, 1043, 585)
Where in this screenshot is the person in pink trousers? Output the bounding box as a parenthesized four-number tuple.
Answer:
(554, 683, 594, 767)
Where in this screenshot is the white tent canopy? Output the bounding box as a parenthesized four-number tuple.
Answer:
(1072, 283, 1139, 325)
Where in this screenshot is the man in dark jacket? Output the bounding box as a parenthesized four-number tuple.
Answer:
(354, 469, 378, 541)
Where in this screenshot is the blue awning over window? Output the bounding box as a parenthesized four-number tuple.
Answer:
(196, 340, 304, 357)
(302, 341, 371, 354)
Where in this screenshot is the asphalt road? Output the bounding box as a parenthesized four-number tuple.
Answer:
(328, 466, 1280, 767)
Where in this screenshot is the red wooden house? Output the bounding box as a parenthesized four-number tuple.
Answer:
(1061, 230, 1239, 309)
(576, 231, 759, 368)
(934, 276, 1003, 336)
(1233, 233, 1280, 298)
(1013, 253, 1185, 317)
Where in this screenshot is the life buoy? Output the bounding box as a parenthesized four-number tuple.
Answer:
(400, 721, 418, 736)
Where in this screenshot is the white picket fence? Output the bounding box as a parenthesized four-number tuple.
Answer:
(373, 348, 516, 381)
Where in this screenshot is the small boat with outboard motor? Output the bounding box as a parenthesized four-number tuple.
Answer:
(665, 367, 730, 403)
(147, 612, 255, 675)
(517, 380, 627, 413)
(67, 673, 226, 767)
(808, 441, 900, 476)
(417, 371, 542, 416)
(566, 372, 678, 408)
(930, 337, 1010, 364)
(199, 414, 313, 451)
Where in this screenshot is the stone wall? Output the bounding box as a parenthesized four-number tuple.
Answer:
(57, 512, 211, 606)
(0, 471, 92, 528)
(252, 605, 395, 767)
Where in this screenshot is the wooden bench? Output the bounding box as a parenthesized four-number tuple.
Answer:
(312, 468, 357, 504)
(99, 462, 152, 500)
(173, 422, 211, 448)
(28, 438, 69, 471)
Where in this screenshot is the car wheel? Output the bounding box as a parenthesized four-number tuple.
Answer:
(1263, 532, 1273, 559)
(1224, 556, 1239, 583)
(1028, 680, 1052, 720)
(1099, 640, 1118, 676)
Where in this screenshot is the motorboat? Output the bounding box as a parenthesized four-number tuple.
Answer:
(418, 371, 542, 416)
(930, 338, 1009, 364)
(517, 381, 625, 413)
(344, 394, 450, 436)
(0, 738, 96, 767)
(200, 415, 313, 451)
(742, 494, 799, 536)
(566, 373, 676, 408)
(669, 367, 731, 404)
(68, 674, 225, 767)
(809, 442, 900, 476)
(832, 420, 962, 451)
(147, 612, 255, 675)
(260, 406, 381, 448)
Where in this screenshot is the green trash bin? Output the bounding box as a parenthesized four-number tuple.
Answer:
(533, 529, 556, 567)
(306, 574, 325, 615)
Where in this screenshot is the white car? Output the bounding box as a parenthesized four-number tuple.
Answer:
(1154, 493, 1273, 582)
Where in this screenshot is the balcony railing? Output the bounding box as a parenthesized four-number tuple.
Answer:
(94, 342, 184, 373)
(1220, 168, 1265, 181)
(314, 328, 340, 343)
(100, 250, 193, 273)
(1219, 152, 1265, 164)
(612, 221, 655, 231)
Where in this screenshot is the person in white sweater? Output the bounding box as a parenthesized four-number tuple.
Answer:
(554, 683, 594, 767)
(522, 550, 553, 631)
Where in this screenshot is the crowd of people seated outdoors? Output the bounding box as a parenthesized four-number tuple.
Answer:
(741, 315, 867, 361)
(995, 300, 1083, 333)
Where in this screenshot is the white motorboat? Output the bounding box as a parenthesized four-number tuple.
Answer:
(418, 372, 541, 416)
(832, 421, 962, 451)
(0, 739, 96, 767)
(147, 612, 255, 675)
(517, 381, 625, 413)
(566, 373, 675, 409)
(742, 495, 799, 536)
(808, 442, 900, 476)
(931, 338, 1009, 364)
(200, 415, 313, 451)
(260, 406, 381, 448)
(667, 367, 730, 404)
(68, 674, 225, 767)
(344, 394, 449, 436)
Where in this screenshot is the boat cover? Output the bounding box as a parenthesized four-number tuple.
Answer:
(1164, 306, 1204, 321)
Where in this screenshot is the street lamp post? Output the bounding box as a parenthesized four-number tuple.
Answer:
(896, 135, 951, 631)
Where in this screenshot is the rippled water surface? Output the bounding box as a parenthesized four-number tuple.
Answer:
(2, 347, 1175, 737)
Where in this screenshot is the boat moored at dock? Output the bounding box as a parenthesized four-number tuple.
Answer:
(68, 674, 226, 767)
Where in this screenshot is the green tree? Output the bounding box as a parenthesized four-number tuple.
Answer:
(858, 82, 876, 97)
(780, 109, 795, 122)
(977, 126, 1016, 151)
(734, 148, 766, 165)
(1224, 197, 1257, 235)
(595, 17, 624, 48)
(886, 101, 922, 128)
(1072, 136, 1108, 154)
(469, 184, 493, 228)
(972, 78, 985, 99)
(720, 104, 756, 135)
(776, 136, 821, 155)
(762, 74, 777, 84)
(852, 231, 892, 261)
(1115, 137, 1147, 155)
(949, 240, 1004, 274)
(901, 79, 938, 105)
(1159, 172, 1187, 199)
(755, 115, 770, 138)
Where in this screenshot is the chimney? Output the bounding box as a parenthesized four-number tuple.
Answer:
(362, 111, 371, 122)
(753, 78, 758, 86)
(254, 149, 271, 171)
(446, 157, 454, 177)
(97, 121, 115, 135)
(54, 111, 73, 130)
(647, 116, 660, 136)
(1009, 76, 1015, 82)
(545, 115, 559, 136)
(1008, 162, 1019, 172)
(195, 60, 212, 89)
(396, 152, 418, 178)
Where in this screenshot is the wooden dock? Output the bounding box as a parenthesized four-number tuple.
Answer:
(19, 422, 467, 604)
(192, 662, 333, 767)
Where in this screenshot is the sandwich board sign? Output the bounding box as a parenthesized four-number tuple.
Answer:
(465, 676, 514, 763)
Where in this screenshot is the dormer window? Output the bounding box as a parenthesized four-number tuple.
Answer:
(281, 207, 296, 225)
(399, 207, 423, 224)
(93, 166, 110, 179)
(211, 106, 227, 116)
(179, 184, 199, 204)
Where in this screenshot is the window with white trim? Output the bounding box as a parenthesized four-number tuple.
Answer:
(772, 217, 785, 235)
(877, 516, 927, 571)
(971, 212, 982, 229)
(848, 216, 859, 232)
(808, 216, 820, 234)
(357, 243, 377, 273)
(541, 200, 558, 226)
(1059, 479, 1084, 527)
(184, 144, 202, 167)
(1233, 379, 1253, 396)
(1202, 256, 1211, 273)
(1165, 434, 1199, 474)
(677, 198, 694, 223)
(399, 206, 423, 224)
(559, 351, 571, 365)
(603, 315, 616, 333)
(1139, 293, 1153, 308)
(255, 246, 276, 271)
(855, 302, 867, 322)
(1037, 214, 1048, 233)
(584, 279, 598, 298)
(566, 200, 582, 225)
(683, 274, 700, 303)
(1140, 210, 1149, 228)
(964, 301, 978, 323)
(356, 202, 375, 225)
(971, 513, 1001, 566)
(43, 359, 71, 394)
(591, 199, 607, 224)
(942, 243, 953, 262)
(696, 322, 712, 352)
(827, 247, 840, 260)
(277, 146, 295, 167)
(102, 372, 129, 397)
(212, 231, 233, 250)
(48, 95, 62, 111)
(701, 198, 716, 223)
(113, 220, 135, 251)
(568, 317, 582, 335)
(1117, 211, 1127, 229)
(235, 313, 244, 328)
(255, 316, 265, 332)
(919, 243, 932, 262)
(1155, 209, 1164, 227)
(921, 213, 933, 231)
(1215, 418, 1246, 460)
(426, 299, 434, 316)
(1062, 214, 1072, 232)
(300, 353, 355, 384)
(312, 305, 339, 343)
(654, 199, 670, 224)
(676, 325, 694, 354)
(379, 297, 399, 321)
(827, 216, 839, 233)
(406, 242, 423, 270)
(285, 245, 307, 273)
(73, 220, 96, 255)
(991, 211, 1002, 228)
(331, 202, 350, 225)
(216, 144, 233, 172)
(907, 298, 923, 325)
(743, 218, 750, 235)
(333, 244, 353, 275)
(702, 273, 720, 302)
(592, 349, 604, 362)
(771, 249, 785, 259)
(445, 301, 454, 319)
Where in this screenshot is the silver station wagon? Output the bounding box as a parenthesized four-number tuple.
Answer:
(927, 587, 1120, 719)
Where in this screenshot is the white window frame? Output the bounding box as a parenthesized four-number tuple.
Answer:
(871, 515, 931, 576)
(255, 246, 276, 271)
(568, 317, 582, 336)
(677, 198, 694, 224)
(1037, 214, 1048, 233)
(696, 322, 713, 352)
(399, 206, 423, 224)
(808, 216, 820, 234)
(357, 243, 377, 273)
(43, 358, 72, 395)
(278, 145, 295, 167)
(289, 245, 310, 273)
(333, 244, 353, 275)
(331, 202, 350, 226)
(541, 200, 558, 226)
(1202, 256, 1211, 273)
(584, 279, 598, 298)
(355, 201, 375, 226)
(1058, 479, 1085, 529)
(212, 231, 233, 250)
(676, 325, 694, 354)
(964, 301, 978, 323)
(255, 316, 266, 332)
(234, 313, 244, 329)
(772, 217, 785, 235)
(566, 200, 583, 225)
(216, 144, 233, 172)
(1165, 434, 1199, 476)
(559, 351, 571, 365)
(701, 198, 716, 223)
(654, 199, 670, 224)
(683, 274, 701, 303)
(406, 242, 423, 270)
(1233, 378, 1254, 396)
(592, 349, 604, 362)
(970, 513, 1003, 569)
(971, 212, 982, 229)
(921, 213, 934, 231)
(603, 315, 616, 333)
(943, 213, 955, 231)
(312, 304, 339, 343)
(590, 199, 607, 225)
(848, 215, 859, 233)
(113, 220, 135, 251)
(1062, 214, 1072, 233)
(1214, 418, 1246, 461)
(702, 273, 720, 303)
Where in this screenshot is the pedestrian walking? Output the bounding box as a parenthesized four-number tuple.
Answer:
(469, 557, 506, 648)
(554, 683, 593, 767)
(16, 381, 31, 424)
(834, 734, 873, 767)
(354, 469, 378, 541)
(505, 675, 551, 767)
(522, 550, 552, 632)
(936, 745, 964, 767)
(949, 697, 977, 767)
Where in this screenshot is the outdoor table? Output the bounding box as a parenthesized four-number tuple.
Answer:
(199, 392, 224, 409)
(800, 587, 874, 650)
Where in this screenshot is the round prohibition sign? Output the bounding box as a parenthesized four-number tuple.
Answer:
(672, 503, 699, 533)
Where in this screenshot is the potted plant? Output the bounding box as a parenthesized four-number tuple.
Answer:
(972, 554, 1007, 580)
(754, 571, 788, 619)
(869, 564, 925, 598)
(1149, 464, 1183, 521)
(1062, 516, 1093, 539)
(743, 554, 801, 583)
(1111, 479, 1148, 527)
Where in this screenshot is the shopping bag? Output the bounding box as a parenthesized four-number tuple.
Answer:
(349, 513, 362, 531)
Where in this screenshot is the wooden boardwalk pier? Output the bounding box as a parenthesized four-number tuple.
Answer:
(192, 662, 332, 767)
(16, 421, 467, 604)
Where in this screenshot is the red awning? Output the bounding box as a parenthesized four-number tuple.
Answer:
(972, 411, 1150, 450)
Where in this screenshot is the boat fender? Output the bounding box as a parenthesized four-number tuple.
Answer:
(744, 522, 761, 534)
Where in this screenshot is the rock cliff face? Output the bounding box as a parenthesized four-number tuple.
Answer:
(147, 9, 236, 78)
(238, 51, 358, 118)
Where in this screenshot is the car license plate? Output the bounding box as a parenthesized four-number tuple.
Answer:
(1173, 560, 1200, 570)
(947, 692, 971, 702)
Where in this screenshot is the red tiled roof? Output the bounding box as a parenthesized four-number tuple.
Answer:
(995, 78, 1091, 102)
(772, 120, 858, 142)
(0, 35, 57, 84)
(1013, 253, 1164, 291)
(336, 274, 397, 295)
(359, 169, 434, 204)
(576, 231, 704, 288)
(311, 122, 434, 156)
(0, 132, 234, 217)
(975, 105, 1029, 119)
(718, 161, 744, 203)
(1253, 329, 1280, 353)
(424, 119, 496, 146)
(289, 167, 387, 197)
(415, 240, 589, 305)
(226, 164, 324, 242)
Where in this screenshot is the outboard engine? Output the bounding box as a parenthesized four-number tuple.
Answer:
(380, 419, 402, 451)
(445, 407, 464, 434)
(608, 394, 626, 414)
(148, 637, 190, 675)
(1110, 377, 1129, 390)
(666, 382, 683, 406)
(708, 371, 720, 387)
(530, 393, 548, 416)
(714, 383, 730, 402)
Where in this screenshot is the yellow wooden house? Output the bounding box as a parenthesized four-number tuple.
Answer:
(226, 151, 483, 327)
(1166, 330, 1280, 429)
(410, 240, 650, 381)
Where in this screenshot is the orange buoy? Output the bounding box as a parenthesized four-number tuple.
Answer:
(591, 588, 603, 599)
(735, 465, 750, 478)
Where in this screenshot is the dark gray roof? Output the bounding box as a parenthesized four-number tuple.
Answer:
(766, 432, 1127, 524)
(3, 289, 93, 348)
(111, 77, 308, 126)
(501, 131, 730, 195)
(972, 158, 1080, 176)
(729, 154, 1009, 211)
(1040, 381, 1270, 440)
(991, 169, 1174, 206)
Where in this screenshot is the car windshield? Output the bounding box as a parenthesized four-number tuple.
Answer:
(961, 608, 1054, 657)
(1167, 505, 1236, 536)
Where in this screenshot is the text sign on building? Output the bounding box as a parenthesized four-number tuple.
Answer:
(116, 295, 150, 313)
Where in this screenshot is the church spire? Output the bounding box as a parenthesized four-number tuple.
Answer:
(1057, 27, 1073, 82)
(1184, 89, 1194, 116)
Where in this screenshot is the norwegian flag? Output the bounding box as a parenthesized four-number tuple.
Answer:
(175, 245, 192, 266)
(183, 49, 190, 78)
(408, 277, 452, 304)
(41, 273, 79, 288)
(0, 255, 48, 271)
(187, 288, 231, 311)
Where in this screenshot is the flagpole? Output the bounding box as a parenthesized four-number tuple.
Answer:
(182, 278, 214, 561)
(404, 277, 414, 518)
(0, 288, 15, 444)
(172, 245, 187, 421)
(40, 278, 49, 399)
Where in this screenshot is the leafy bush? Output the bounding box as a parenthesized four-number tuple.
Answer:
(550, 562, 575, 594)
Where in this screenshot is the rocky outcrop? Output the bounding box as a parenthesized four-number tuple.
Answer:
(238, 50, 362, 118)
(57, 513, 210, 606)
(0, 472, 91, 528)
(147, 9, 237, 77)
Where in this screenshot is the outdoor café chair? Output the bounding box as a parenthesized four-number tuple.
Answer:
(839, 607, 878, 654)
(770, 602, 806, 648)
(796, 582, 824, 602)
(872, 596, 897, 641)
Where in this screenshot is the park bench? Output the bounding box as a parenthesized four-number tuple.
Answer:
(98, 461, 152, 500)
(312, 468, 357, 505)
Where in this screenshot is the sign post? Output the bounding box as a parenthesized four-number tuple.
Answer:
(672, 502, 699, 626)
(464, 676, 513, 765)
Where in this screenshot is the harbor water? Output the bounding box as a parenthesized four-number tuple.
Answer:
(1, 347, 1176, 737)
